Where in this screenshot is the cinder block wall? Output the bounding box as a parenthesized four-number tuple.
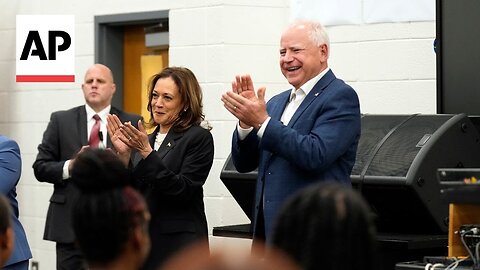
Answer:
(0, 0, 436, 268)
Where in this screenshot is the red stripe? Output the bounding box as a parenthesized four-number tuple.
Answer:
(16, 75, 75, 82)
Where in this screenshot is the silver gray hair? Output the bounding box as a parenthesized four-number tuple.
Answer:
(288, 20, 330, 49)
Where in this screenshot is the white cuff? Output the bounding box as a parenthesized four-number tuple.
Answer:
(62, 160, 71, 180)
(256, 117, 271, 139)
(237, 122, 254, 140)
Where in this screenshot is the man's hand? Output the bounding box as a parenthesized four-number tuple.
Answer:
(222, 74, 269, 129)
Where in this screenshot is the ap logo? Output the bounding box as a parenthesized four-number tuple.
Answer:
(16, 15, 75, 82)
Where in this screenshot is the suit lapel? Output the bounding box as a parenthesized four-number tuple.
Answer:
(287, 70, 336, 127)
(148, 128, 157, 150)
(78, 106, 88, 146)
(157, 130, 182, 160)
(150, 127, 183, 160)
(270, 91, 291, 122)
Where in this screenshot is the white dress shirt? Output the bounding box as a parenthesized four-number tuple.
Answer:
(62, 104, 111, 180)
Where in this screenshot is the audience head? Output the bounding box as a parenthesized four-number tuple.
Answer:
(280, 20, 329, 89)
(81, 63, 116, 112)
(146, 66, 207, 132)
(271, 181, 378, 270)
(161, 241, 301, 270)
(71, 149, 150, 269)
(0, 195, 13, 267)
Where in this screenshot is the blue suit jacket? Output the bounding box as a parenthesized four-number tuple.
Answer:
(231, 70, 361, 240)
(0, 135, 32, 267)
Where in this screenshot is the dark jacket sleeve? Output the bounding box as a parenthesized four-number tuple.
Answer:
(231, 128, 260, 173)
(32, 112, 66, 184)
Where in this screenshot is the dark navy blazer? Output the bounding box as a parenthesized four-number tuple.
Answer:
(231, 70, 361, 240)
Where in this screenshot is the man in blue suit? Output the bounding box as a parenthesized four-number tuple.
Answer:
(221, 20, 361, 241)
(0, 135, 32, 269)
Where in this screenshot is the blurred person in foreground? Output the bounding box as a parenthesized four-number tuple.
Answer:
(107, 66, 214, 270)
(161, 241, 300, 270)
(271, 182, 378, 270)
(221, 19, 361, 242)
(0, 135, 32, 270)
(33, 64, 142, 269)
(71, 149, 150, 270)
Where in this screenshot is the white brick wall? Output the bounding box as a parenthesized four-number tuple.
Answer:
(1, 0, 438, 268)
(328, 22, 436, 114)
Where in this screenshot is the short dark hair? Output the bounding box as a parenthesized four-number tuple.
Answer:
(271, 182, 378, 270)
(71, 149, 148, 265)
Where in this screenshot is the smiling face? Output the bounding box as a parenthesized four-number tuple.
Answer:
(279, 23, 328, 89)
(150, 77, 183, 134)
(81, 64, 116, 112)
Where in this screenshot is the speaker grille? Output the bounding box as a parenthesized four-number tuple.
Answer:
(367, 115, 453, 176)
(352, 115, 412, 176)
(352, 115, 455, 177)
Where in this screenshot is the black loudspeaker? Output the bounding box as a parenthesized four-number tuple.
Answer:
(220, 156, 256, 222)
(352, 114, 480, 234)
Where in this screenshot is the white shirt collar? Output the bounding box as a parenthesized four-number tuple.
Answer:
(85, 104, 111, 122)
(291, 67, 330, 98)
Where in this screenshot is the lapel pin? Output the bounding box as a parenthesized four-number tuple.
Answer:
(167, 142, 171, 147)
(314, 92, 319, 96)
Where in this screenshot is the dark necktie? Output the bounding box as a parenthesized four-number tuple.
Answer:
(88, 114, 101, 148)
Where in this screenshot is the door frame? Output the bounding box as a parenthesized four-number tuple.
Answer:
(94, 10, 168, 109)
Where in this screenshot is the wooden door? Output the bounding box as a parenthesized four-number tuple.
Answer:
(123, 25, 168, 130)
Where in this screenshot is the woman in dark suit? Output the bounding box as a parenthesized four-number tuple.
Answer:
(107, 67, 214, 270)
